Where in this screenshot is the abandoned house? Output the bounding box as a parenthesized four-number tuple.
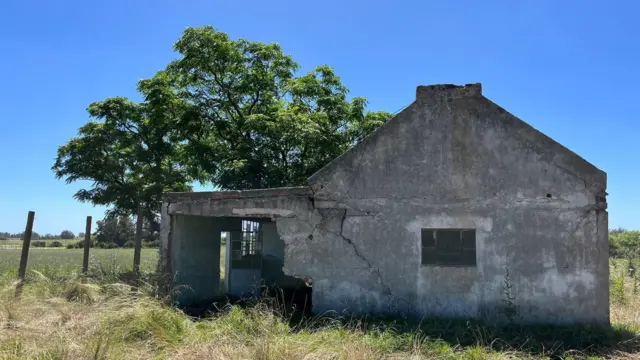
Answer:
(160, 83, 609, 325)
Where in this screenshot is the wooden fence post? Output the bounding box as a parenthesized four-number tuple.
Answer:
(82, 216, 92, 274)
(15, 211, 35, 299)
(133, 207, 143, 276)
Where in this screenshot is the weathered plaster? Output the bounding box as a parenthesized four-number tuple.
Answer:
(160, 83, 609, 325)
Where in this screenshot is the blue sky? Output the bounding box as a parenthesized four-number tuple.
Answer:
(0, 0, 638, 234)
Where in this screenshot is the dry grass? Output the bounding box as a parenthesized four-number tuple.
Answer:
(0, 260, 638, 359)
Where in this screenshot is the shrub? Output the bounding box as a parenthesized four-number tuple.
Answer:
(610, 230, 640, 258)
(66, 240, 92, 249)
(143, 240, 160, 248)
(96, 241, 118, 249)
(123, 240, 135, 248)
(31, 240, 46, 248)
(49, 241, 63, 248)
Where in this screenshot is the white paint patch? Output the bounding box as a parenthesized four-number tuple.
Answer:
(406, 214, 493, 234)
(231, 208, 294, 217)
(537, 269, 596, 298)
(560, 191, 593, 207)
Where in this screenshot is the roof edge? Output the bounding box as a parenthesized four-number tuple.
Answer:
(481, 96, 607, 188)
(307, 102, 418, 187)
(163, 186, 313, 202)
(308, 83, 483, 187)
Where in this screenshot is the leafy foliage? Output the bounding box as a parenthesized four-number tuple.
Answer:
(169, 26, 393, 189)
(610, 229, 640, 259)
(52, 73, 192, 223)
(53, 26, 392, 218)
(95, 214, 135, 247)
(60, 230, 75, 239)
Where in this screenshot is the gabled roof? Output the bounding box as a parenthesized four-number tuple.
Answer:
(308, 83, 606, 190)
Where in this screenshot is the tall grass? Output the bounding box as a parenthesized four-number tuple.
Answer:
(0, 257, 639, 359)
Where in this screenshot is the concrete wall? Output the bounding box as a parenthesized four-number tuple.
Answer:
(161, 84, 609, 325)
(283, 84, 609, 325)
(170, 215, 221, 307)
(261, 221, 301, 289)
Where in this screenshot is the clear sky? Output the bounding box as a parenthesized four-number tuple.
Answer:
(0, 0, 638, 234)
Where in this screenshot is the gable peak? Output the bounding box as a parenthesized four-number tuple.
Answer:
(416, 83, 482, 102)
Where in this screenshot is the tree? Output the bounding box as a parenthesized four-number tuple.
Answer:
(169, 26, 393, 189)
(95, 213, 135, 247)
(52, 72, 192, 224)
(60, 230, 75, 239)
(78, 232, 85, 238)
(53, 26, 391, 218)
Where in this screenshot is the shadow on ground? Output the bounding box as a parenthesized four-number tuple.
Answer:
(182, 296, 639, 358)
(146, 278, 639, 358)
(292, 313, 640, 357)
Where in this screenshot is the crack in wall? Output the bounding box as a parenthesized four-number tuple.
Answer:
(333, 210, 394, 299)
(594, 209, 602, 284)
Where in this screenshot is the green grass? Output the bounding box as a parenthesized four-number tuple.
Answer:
(0, 251, 639, 359)
(0, 238, 79, 247)
(0, 248, 159, 283)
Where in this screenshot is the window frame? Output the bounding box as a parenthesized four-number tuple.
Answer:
(421, 228, 477, 267)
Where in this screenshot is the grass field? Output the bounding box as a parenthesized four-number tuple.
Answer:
(0, 248, 159, 281)
(0, 249, 639, 359)
(0, 238, 79, 248)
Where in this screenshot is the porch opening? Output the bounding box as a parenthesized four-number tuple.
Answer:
(170, 215, 312, 314)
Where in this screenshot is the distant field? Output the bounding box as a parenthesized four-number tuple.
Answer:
(0, 238, 80, 247)
(0, 248, 159, 282)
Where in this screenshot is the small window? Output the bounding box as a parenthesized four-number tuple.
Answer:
(421, 229, 476, 267)
(230, 220, 262, 269)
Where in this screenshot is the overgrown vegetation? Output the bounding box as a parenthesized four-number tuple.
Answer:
(0, 249, 639, 359)
(610, 228, 640, 259)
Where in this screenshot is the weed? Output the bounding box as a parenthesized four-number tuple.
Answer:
(501, 267, 517, 324)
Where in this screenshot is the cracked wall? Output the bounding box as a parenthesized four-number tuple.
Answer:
(160, 84, 609, 325)
(279, 84, 609, 325)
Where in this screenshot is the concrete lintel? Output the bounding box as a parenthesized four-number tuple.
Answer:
(163, 186, 313, 203)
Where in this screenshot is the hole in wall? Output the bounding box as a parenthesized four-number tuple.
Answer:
(263, 275, 313, 315)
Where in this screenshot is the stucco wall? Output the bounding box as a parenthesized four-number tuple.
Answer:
(284, 84, 609, 325)
(160, 84, 608, 325)
(170, 215, 221, 307)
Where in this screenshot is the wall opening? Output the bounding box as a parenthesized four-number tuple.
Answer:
(220, 231, 229, 294)
(262, 276, 313, 315)
(421, 228, 477, 267)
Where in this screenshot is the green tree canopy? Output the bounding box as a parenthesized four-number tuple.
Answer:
(169, 26, 392, 189)
(52, 72, 192, 221)
(59, 230, 75, 239)
(53, 26, 392, 218)
(95, 214, 135, 247)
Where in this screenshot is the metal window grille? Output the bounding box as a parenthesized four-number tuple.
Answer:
(230, 220, 262, 269)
